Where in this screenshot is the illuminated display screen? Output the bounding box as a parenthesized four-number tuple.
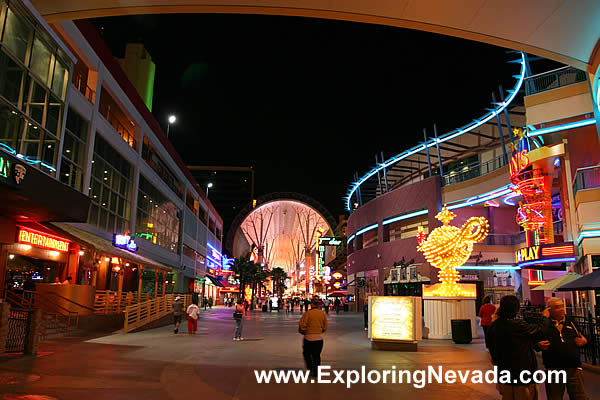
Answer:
(17, 227, 70, 252)
(370, 296, 414, 341)
(515, 242, 575, 268)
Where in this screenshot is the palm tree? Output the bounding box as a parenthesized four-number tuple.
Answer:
(270, 267, 288, 296)
(232, 257, 259, 300)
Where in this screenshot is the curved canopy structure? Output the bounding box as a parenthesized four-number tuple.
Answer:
(237, 199, 331, 273)
(33, 0, 600, 72)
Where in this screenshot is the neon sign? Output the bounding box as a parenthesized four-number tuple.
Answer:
(17, 227, 70, 252)
(113, 234, 138, 252)
(509, 150, 529, 178)
(515, 242, 575, 268)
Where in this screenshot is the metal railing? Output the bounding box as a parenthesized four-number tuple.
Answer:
(6, 308, 30, 353)
(479, 231, 526, 246)
(123, 293, 192, 333)
(524, 67, 587, 96)
(72, 73, 96, 103)
(520, 307, 600, 366)
(98, 102, 137, 150)
(442, 155, 507, 186)
(94, 290, 153, 314)
(573, 165, 600, 197)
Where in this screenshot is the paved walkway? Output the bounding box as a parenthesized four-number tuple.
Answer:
(1, 307, 599, 400)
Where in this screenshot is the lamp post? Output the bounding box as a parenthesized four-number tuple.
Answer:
(166, 115, 176, 137)
(206, 182, 213, 196)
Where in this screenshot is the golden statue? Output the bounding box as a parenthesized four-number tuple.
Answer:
(417, 205, 489, 297)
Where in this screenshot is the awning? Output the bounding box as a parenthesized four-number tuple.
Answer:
(205, 275, 224, 288)
(49, 222, 173, 271)
(558, 269, 600, 291)
(532, 272, 582, 291)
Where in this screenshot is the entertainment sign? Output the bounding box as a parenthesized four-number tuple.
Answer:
(515, 242, 575, 269)
(113, 234, 138, 252)
(17, 227, 70, 252)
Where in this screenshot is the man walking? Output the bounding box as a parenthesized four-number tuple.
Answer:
(536, 298, 589, 400)
(173, 296, 183, 334)
(299, 296, 328, 377)
(323, 298, 330, 314)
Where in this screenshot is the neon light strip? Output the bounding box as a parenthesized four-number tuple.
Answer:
(517, 257, 576, 268)
(527, 118, 596, 137)
(503, 192, 520, 206)
(347, 234, 356, 244)
(345, 52, 526, 211)
(541, 246, 574, 256)
(382, 209, 428, 226)
(0, 142, 57, 172)
(456, 266, 521, 270)
(578, 229, 600, 243)
(447, 185, 514, 210)
(355, 223, 378, 236)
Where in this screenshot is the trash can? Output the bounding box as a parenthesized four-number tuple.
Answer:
(451, 319, 472, 344)
(343, 304, 349, 312)
(262, 304, 268, 312)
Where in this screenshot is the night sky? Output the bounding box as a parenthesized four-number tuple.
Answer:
(90, 14, 552, 219)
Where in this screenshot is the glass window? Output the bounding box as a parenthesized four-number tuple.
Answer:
(0, 100, 25, 151)
(2, 8, 31, 62)
(29, 36, 51, 85)
(60, 108, 87, 191)
(136, 175, 180, 254)
(384, 215, 429, 242)
(88, 134, 132, 233)
(363, 228, 378, 248)
(51, 59, 67, 99)
(0, 51, 25, 104)
(45, 95, 61, 135)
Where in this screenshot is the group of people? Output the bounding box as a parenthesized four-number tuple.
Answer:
(479, 295, 589, 400)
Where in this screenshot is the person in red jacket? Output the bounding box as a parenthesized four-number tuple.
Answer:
(479, 295, 496, 348)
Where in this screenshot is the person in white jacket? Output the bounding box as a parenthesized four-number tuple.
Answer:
(186, 301, 200, 334)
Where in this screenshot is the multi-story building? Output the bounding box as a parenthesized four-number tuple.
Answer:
(346, 53, 600, 314)
(0, 0, 224, 305)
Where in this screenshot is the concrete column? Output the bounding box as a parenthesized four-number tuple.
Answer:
(0, 302, 9, 354)
(154, 269, 158, 298)
(24, 309, 41, 356)
(137, 266, 144, 302)
(0, 245, 8, 299)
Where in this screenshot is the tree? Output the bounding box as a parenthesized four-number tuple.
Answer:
(271, 267, 288, 296)
(232, 257, 259, 300)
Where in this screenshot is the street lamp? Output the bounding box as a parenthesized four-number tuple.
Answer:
(166, 115, 176, 137)
(206, 182, 213, 196)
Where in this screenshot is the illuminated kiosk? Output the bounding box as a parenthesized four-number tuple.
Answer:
(368, 296, 422, 351)
(417, 206, 489, 340)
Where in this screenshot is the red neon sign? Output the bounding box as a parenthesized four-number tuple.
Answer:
(509, 150, 529, 178)
(17, 227, 70, 252)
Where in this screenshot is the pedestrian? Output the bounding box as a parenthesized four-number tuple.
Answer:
(299, 296, 328, 377)
(286, 299, 291, 313)
(487, 295, 543, 400)
(244, 299, 250, 313)
(536, 298, 589, 400)
(323, 298, 330, 314)
(233, 299, 245, 341)
(290, 299, 295, 313)
(186, 300, 200, 334)
(173, 296, 184, 334)
(203, 297, 208, 310)
(334, 297, 341, 314)
(363, 297, 369, 331)
(304, 298, 310, 313)
(208, 296, 213, 309)
(479, 295, 496, 348)
(61, 276, 73, 285)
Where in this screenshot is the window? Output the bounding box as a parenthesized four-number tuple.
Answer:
(199, 207, 208, 225)
(2, 7, 31, 62)
(136, 175, 180, 254)
(362, 227, 378, 248)
(29, 35, 51, 85)
(186, 190, 199, 215)
(141, 136, 182, 197)
(0, 51, 25, 103)
(384, 215, 429, 242)
(88, 134, 132, 234)
(60, 108, 88, 191)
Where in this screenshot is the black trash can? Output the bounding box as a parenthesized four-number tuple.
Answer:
(451, 319, 472, 344)
(343, 304, 349, 312)
(262, 304, 268, 312)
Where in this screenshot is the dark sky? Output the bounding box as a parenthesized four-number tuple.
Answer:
(90, 14, 547, 218)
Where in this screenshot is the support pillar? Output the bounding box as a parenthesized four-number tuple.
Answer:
(154, 269, 158, 298)
(137, 266, 144, 302)
(0, 302, 9, 354)
(24, 309, 41, 355)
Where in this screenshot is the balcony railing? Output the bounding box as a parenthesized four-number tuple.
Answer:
(573, 165, 600, 196)
(478, 232, 526, 246)
(524, 66, 587, 96)
(98, 102, 137, 150)
(72, 73, 96, 104)
(442, 155, 506, 186)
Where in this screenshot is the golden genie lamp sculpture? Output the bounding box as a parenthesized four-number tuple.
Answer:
(417, 205, 489, 297)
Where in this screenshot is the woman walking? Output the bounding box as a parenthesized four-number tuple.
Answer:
(478, 295, 496, 348)
(233, 298, 245, 341)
